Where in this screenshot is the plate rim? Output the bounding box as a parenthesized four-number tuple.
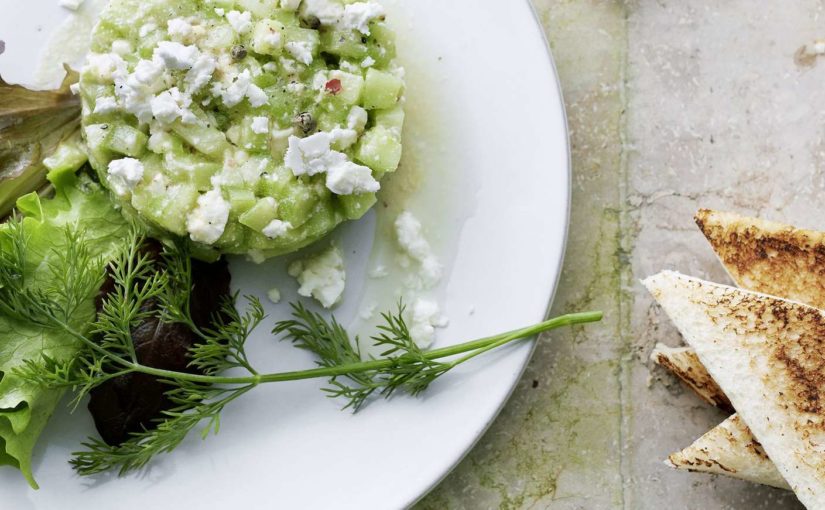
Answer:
(407, 1, 573, 506)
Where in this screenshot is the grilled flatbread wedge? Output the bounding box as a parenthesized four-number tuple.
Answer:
(695, 208, 825, 307)
(651, 343, 731, 411)
(645, 271, 825, 508)
(666, 414, 788, 490)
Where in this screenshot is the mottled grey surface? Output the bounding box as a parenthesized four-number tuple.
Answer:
(417, 1, 825, 508)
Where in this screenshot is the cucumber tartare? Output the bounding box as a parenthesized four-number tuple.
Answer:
(78, 0, 404, 259)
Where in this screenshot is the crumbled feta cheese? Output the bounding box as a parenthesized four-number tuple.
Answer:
(214, 7, 225, 16)
(359, 302, 377, 320)
(59, 0, 84, 11)
(187, 188, 230, 245)
(151, 87, 196, 125)
(347, 106, 369, 131)
(325, 161, 379, 195)
(251, 116, 270, 134)
(185, 54, 217, 92)
(285, 132, 378, 195)
(85, 53, 127, 82)
(111, 40, 133, 56)
(262, 62, 278, 72)
(284, 132, 336, 176)
(285, 81, 306, 93)
(394, 211, 443, 289)
(329, 127, 358, 149)
(361, 56, 376, 68)
(216, 69, 267, 107)
(285, 41, 314, 65)
(107, 158, 144, 197)
(154, 41, 200, 70)
(301, 0, 344, 25)
(167, 18, 194, 40)
(267, 287, 282, 304)
(226, 10, 253, 34)
(133, 58, 165, 84)
(288, 245, 346, 309)
(93, 96, 119, 114)
(340, 2, 385, 35)
(262, 219, 292, 239)
(339, 60, 361, 74)
(246, 83, 268, 107)
(139, 23, 157, 38)
(406, 298, 448, 348)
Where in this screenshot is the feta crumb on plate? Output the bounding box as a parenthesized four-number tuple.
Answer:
(267, 287, 282, 305)
(407, 298, 449, 348)
(288, 245, 346, 309)
(394, 211, 444, 289)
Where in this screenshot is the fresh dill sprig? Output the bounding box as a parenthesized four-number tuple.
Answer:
(0, 221, 603, 476)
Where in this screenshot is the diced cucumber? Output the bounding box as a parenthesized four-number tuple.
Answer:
(254, 72, 279, 88)
(215, 220, 247, 250)
(252, 19, 285, 56)
(320, 30, 369, 59)
(283, 27, 320, 56)
(163, 152, 221, 190)
(256, 166, 294, 196)
(269, 8, 299, 25)
(356, 126, 402, 173)
(138, 183, 199, 236)
(227, 188, 257, 215)
(337, 192, 377, 220)
(204, 0, 235, 9)
(238, 0, 278, 17)
(237, 116, 269, 151)
(103, 124, 148, 157)
(277, 185, 320, 227)
(43, 134, 88, 185)
(372, 106, 405, 134)
(148, 130, 186, 154)
(362, 69, 402, 110)
(327, 70, 364, 105)
(84, 124, 114, 170)
(172, 122, 230, 158)
(366, 23, 397, 67)
(239, 197, 279, 232)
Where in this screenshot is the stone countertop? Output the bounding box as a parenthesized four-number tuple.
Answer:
(418, 1, 825, 508)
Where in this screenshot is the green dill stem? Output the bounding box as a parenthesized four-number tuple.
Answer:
(59, 310, 602, 386)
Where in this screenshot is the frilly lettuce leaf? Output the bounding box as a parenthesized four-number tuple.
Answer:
(0, 68, 81, 218)
(0, 174, 127, 487)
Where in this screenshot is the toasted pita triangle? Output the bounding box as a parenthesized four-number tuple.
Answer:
(651, 343, 731, 411)
(645, 271, 825, 508)
(666, 414, 788, 490)
(695, 209, 825, 308)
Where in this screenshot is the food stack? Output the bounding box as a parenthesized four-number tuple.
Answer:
(647, 209, 825, 508)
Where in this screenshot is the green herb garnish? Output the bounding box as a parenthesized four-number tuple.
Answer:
(0, 222, 601, 477)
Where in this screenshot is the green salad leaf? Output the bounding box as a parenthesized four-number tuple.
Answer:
(0, 173, 127, 487)
(0, 68, 81, 218)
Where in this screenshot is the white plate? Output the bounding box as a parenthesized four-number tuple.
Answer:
(0, 1, 569, 508)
